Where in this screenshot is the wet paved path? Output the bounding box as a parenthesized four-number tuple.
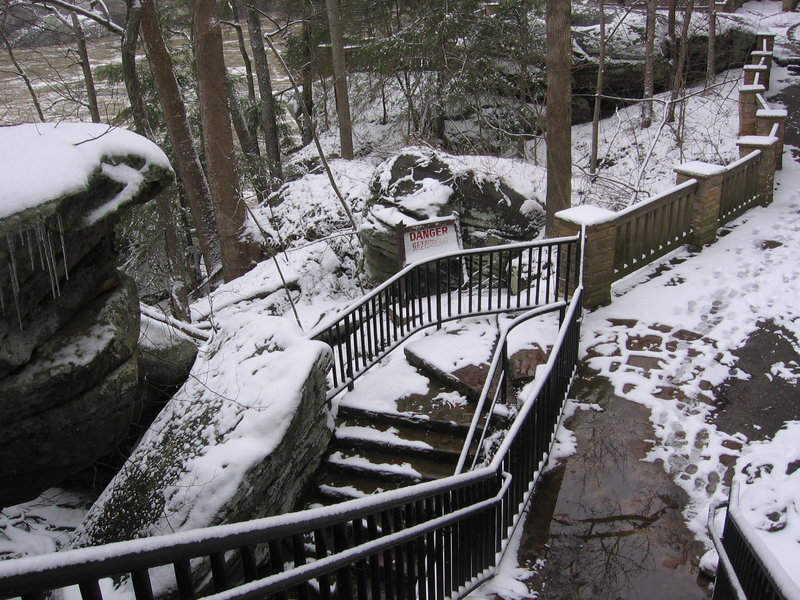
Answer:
(519, 373, 712, 599)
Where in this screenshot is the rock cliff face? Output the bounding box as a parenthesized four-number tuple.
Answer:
(0, 123, 173, 508)
(69, 315, 333, 548)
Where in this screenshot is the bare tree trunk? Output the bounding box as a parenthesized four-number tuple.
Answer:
(1, 29, 45, 121)
(666, 0, 694, 124)
(70, 11, 101, 122)
(140, 0, 221, 274)
(325, 0, 354, 159)
(299, 18, 314, 146)
(516, 0, 533, 158)
(641, 0, 656, 128)
(589, 0, 605, 176)
(230, 0, 257, 105)
(155, 192, 193, 320)
(227, 78, 268, 206)
(706, 0, 717, 85)
(121, 1, 151, 136)
(192, 0, 260, 281)
(245, 4, 283, 186)
(545, 0, 572, 236)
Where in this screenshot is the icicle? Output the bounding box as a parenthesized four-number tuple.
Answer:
(46, 226, 60, 298)
(6, 233, 22, 330)
(35, 224, 46, 271)
(57, 215, 69, 282)
(26, 228, 35, 270)
(37, 222, 60, 299)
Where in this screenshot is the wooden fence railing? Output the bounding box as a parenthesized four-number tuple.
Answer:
(555, 31, 786, 309)
(719, 150, 762, 225)
(612, 179, 697, 280)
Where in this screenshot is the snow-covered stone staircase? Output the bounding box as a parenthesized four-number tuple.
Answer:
(300, 314, 557, 507)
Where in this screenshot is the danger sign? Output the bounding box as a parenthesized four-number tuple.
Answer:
(398, 215, 462, 266)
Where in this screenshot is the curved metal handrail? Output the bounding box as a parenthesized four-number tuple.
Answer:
(310, 235, 582, 398)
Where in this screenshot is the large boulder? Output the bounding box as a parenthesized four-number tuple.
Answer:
(69, 314, 333, 547)
(0, 123, 173, 507)
(360, 149, 545, 282)
(137, 312, 200, 405)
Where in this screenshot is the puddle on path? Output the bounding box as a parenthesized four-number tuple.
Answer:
(517, 376, 712, 599)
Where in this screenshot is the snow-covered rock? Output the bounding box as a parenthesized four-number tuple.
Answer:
(570, 6, 757, 105)
(69, 314, 333, 548)
(360, 148, 545, 282)
(0, 123, 173, 508)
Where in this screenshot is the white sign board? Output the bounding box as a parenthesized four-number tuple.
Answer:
(398, 215, 462, 266)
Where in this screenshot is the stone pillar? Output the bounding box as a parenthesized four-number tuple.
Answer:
(737, 135, 778, 206)
(743, 64, 768, 87)
(738, 84, 765, 136)
(554, 206, 617, 309)
(674, 161, 727, 248)
(756, 31, 776, 53)
(756, 108, 788, 169)
(749, 51, 773, 89)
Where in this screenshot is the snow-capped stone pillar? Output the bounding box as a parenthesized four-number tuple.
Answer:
(674, 162, 726, 248)
(756, 31, 776, 53)
(742, 64, 768, 87)
(738, 84, 765, 136)
(737, 134, 778, 206)
(554, 206, 618, 308)
(749, 51, 773, 90)
(756, 108, 788, 169)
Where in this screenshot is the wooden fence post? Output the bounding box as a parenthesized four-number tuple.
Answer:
(737, 135, 778, 206)
(739, 84, 765, 136)
(674, 162, 726, 248)
(554, 206, 617, 309)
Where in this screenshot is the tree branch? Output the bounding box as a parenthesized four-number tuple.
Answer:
(27, 0, 123, 35)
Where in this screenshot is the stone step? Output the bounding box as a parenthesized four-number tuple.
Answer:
(325, 446, 457, 484)
(336, 395, 475, 433)
(311, 471, 408, 504)
(335, 418, 467, 461)
(402, 316, 500, 401)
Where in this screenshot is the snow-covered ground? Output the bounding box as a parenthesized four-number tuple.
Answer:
(2, 0, 799, 594)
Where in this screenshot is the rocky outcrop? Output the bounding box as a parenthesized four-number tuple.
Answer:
(69, 315, 333, 548)
(0, 123, 173, 508)
(138, 313, 200, 406)
(570, 7, 757, 111)
(360, 149, 545, 282)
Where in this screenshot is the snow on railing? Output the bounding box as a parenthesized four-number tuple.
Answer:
(708, 482, 800, 600)
(0, 287, 585, 600)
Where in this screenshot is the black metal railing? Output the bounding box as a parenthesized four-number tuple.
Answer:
(454, 300, 569, 474)
(708, 482, 800, 600)
(310, 236, 581, 397)
(0, 283, 584, 600)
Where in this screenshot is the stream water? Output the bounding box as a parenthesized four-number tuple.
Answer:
(1, 26, 291, 126)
